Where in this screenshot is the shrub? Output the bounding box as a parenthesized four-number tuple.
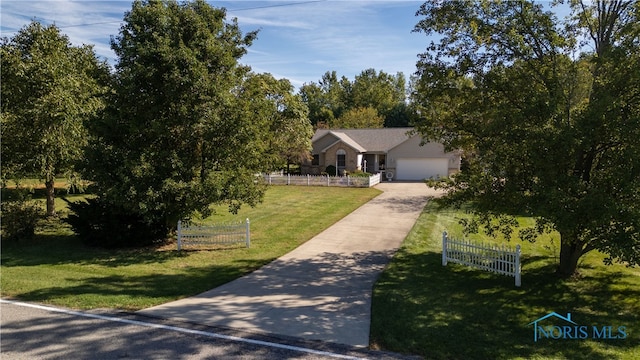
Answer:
(65, 197, 168, 248)
(1, 200, 42, 242)
(325, 165, 337, 176)
(349, 170, 372, 177)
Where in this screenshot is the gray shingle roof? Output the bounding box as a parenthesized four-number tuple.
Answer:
(322, 131, 367, 152)
(313, 128, 415, 152)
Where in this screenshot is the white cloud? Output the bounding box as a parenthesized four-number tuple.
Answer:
(232, 14, 314, 30)
(1, 0, 129, 63)
(1, 0, 427, 87)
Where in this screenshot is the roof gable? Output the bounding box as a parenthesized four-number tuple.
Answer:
(322, 131, 367, 153)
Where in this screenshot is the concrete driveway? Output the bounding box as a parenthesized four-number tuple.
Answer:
(138, 182, 444, 348)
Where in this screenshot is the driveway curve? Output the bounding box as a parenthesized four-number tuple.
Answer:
(138, 182, 444, 348)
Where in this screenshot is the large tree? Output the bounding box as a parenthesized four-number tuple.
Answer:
(240, 73, 313, 173)
(413, 0, 639, 276)
(1, 22, 108, 216)
(82, 0, 271, 241)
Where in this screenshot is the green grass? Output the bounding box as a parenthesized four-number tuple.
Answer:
(1, 186, 380, 310)
(4, 177, 67, 188)
(370, 202, 640, 360)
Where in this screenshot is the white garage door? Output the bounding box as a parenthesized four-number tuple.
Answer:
(396, 158, 448, 180)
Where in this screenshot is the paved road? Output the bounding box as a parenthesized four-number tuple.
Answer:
(139, 182, 443, 347)
(1, 300, 417, 359)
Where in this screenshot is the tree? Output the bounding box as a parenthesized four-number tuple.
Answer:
(351, 68, 406, 119)
(384, 102, 418, 127)
(1, 22, 108, 216)
(81, 0, 270, 243)
(300, 71, 350, 127)
(301, 69, 413, 128)
(413, 0, 640, 276)
(331, 106, 385, 129)
(240, 73, 313, 173)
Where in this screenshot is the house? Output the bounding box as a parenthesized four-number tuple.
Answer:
(301, 128, 461, 181)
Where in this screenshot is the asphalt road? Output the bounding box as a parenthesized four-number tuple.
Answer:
(0, 300, 416, 360)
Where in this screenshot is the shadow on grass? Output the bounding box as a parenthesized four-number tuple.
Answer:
(1, 233, 186, 268)
(8, 258, 265, 308)
(371, 251, 640, 360)
(1, 185, 93, 200)
(1, 230, 269, 309)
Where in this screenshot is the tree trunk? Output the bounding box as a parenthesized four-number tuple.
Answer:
(557, 237, 583, 277)
(45, 178, 56, 217)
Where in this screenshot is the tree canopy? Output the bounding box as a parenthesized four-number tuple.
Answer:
(300, 68, 412, 128)
(79, 0, 280, 245)
(239, 73, 313, 173)
(413, 0, 640, 276)
(332, 106, 385, 129)
(1, 21, 109, 216)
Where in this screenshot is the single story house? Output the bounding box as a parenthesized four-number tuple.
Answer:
(301, 128, 461, 181)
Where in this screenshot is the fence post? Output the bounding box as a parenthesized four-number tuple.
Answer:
(327, 174, 330, 186)
(287, 173, 291, 185)
(515, 244, 521, 287)
(307, 174, 310, 186)
(245, 218, 251, 248)
(442, 231, 448, 266)
(177, 220, 182, 251)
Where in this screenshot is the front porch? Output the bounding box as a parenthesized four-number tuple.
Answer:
(301, 152, 386, 176)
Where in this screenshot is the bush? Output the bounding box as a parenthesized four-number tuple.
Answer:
(325, 165, 337, 176)
(348, 170, 372, 177)
(65, 197, 168, 248)
(1, 200, 42, 242)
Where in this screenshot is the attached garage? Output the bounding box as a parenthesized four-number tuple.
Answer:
(396, 158, 449, 180)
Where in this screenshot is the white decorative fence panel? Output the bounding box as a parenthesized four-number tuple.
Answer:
(263, 173, 381, 188)
(442, 231, 521, 287)
(177, 219, 250, 250)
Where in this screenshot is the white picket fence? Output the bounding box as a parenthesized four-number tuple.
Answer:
(177, 219, 250, 250)
(263, 173, 381, 188)
(442, 231, 521, 287)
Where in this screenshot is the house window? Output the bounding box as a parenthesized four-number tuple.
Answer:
(337, 149, 346, 167)
(312, 154, 319, 165)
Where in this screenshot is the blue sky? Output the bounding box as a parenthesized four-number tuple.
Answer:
(1, 0, 430, 89)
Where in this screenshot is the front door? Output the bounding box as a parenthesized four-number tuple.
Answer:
(336, 149, 346, 174)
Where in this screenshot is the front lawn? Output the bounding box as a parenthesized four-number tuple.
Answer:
(1, 186, 380, 310)
(370, 202, 640, 360)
